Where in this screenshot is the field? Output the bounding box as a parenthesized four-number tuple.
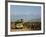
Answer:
(11, 21, 41, 32)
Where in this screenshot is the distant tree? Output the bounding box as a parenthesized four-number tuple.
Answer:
(21, 19, 23, 22)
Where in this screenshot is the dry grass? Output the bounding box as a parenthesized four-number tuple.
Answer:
(11, 22, 41, 32)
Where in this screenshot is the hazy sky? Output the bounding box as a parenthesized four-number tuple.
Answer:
(10, 5, 41, 22)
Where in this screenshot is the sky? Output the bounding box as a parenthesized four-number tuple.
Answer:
(10, 5, 41, 22)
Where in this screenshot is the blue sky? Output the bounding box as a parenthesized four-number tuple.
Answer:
(10, 5, 41, 22)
